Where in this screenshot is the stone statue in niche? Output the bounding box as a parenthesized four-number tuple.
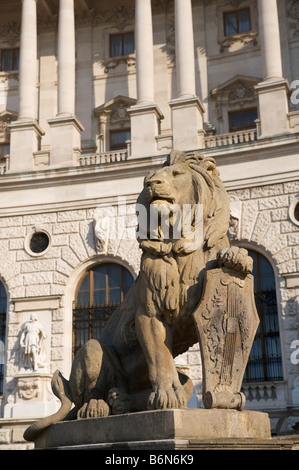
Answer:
(24, 151, 259, 441)
(19, 313, 47, 372)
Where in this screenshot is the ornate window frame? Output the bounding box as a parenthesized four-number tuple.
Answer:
(94, 95, 136, 153)
(98, 16, 135, 75)
(216, 0, 258, 53)
(210, 74, 260, 134)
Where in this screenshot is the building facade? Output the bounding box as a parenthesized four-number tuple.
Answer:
(0, 0, 299, 449)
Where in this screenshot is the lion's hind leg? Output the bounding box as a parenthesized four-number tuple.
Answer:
(69, 339, 110, 419)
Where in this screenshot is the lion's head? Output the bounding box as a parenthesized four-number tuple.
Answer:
(136, 150, 230, 255)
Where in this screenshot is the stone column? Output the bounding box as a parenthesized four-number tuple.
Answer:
(57, 0, 76, 116)
(255, 0, 290, 137)
(258, 0, 282, 81)
(135, 0, 154, 105)
(169, 0, 205, 151)
(19, 0, 38, 121)
(175, 0, 196, 98)
(128, 0, 164, 158)
(8, 0, 44, 172)
(48, 0, 84, 167)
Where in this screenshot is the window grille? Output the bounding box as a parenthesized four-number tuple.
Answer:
(243, 250, 283, 382)
(73, 264, 134, 358)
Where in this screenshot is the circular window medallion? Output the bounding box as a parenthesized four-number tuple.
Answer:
(289, 197, 299, 227)
(29, 232, 50, 254)
(25, 229, 51, 257)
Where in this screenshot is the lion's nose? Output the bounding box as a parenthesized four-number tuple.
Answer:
(146, 177, 164, 187)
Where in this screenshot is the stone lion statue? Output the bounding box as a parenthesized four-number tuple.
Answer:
(25, 150, 251, 441)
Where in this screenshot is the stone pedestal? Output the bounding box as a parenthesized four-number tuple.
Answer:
(4, 372, 59, 419)
(255, 79, 290, 138)
(33, 408, 271, 449)
(128, 104, 164, 158)
(169, 97, 205, 151)
(8, 120, 45, 173)
(47, 115, 84, 168)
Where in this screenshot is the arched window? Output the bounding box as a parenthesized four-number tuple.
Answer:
(73, 263, 134, 358)
(0, 281, 7, 395)
(243, 250, 283, 383)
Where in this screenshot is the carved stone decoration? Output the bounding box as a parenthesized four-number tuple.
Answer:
(94, 96, 136, 152)
(101, 56, 136, 74)
(95, 5, 134, 31)
(287, 0, 299, 39)
(0, 110, 18, 144)
(219, 33, 258, 53)
(93, 206, 117, 254)
(0, 21, 20, 46)
(229, 200, 241, 241)
(210, 75, 260, 133)
(3, 372, 59, 419)
(24, 151, 262, 442)
(228, 82, 255, 105)
(110, 104, 131, 125)
(193, 250, 259, 410)
(18, 378, 39, 400)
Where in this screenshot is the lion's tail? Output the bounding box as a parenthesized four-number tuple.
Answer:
(23, 370, 73, 442)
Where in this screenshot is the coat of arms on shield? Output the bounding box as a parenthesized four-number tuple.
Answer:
(193, 264, 259, 411)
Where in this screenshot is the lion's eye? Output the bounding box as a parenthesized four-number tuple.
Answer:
(172, 170, 185, 176)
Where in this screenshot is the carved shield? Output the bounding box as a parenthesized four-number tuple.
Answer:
(193, 267, 259, 409)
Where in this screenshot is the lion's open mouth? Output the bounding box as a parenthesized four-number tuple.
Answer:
(150, 195, 175, 205)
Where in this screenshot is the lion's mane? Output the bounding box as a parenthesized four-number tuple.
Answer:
(134, 151, 231, 354)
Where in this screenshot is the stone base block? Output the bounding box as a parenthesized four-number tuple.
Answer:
(4, 373, 59, 419)
(34, 408, 271, 449)
(47, 115, 84, 168)
(169, 96, 205, 151)
(128, 103, 164, 158)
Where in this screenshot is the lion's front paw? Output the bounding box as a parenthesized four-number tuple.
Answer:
(77, 399, 110, 419)
(218, 247, 253, 274)
(148, 385, 187, 410)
